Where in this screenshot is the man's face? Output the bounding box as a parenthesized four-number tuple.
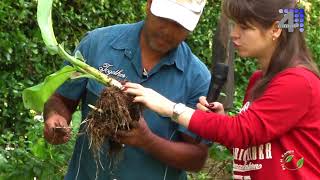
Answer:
(143, 0, 190, 53)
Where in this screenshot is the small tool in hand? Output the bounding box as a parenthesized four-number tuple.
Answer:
(205, 103, 215, 112)
(53, 126, 72, 133)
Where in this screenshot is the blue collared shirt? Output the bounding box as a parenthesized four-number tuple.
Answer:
(57, 21, 211, 180)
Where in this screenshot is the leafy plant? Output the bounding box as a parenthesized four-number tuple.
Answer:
(22, 0, 123, 112)
(0, 0, 147, 179)
(0, 111, 81, 179)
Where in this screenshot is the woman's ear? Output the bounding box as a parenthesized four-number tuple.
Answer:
(271, 21, 282, 41)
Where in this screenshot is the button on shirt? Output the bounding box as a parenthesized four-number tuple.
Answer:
(57, 21, 211, 180)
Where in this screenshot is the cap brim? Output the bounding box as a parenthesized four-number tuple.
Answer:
(150, 0, 203, 31)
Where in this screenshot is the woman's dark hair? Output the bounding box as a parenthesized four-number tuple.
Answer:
(222, 0, 319, 100)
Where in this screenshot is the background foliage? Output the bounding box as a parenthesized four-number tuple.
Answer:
(0, 0, 319, 179)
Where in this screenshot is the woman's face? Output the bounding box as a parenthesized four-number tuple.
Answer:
(230, 21, 275, 59)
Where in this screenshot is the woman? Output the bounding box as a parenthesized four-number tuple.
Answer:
(124, 0, 320, 179)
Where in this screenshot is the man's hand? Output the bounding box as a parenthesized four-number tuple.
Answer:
(43, 93, 78, 145)
(44, 113, 71, 145)
(116, 117, 207, 171)
(116, 117, 154, 149)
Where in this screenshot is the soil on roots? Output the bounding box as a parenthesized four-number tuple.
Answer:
(85, 86, 141, 158)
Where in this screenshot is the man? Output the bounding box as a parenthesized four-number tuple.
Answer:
(43, 0, 211, 179)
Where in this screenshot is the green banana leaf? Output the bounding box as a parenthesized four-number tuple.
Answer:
(22, 66, 77, 112)
(22, 0, 120, 113)
(37, 0, 58, 54)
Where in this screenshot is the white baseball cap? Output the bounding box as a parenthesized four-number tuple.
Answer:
(150, 0, 206, 31)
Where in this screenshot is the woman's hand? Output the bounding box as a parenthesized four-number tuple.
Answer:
(124, 82, 175, 117)
(196, 96, 225, 115)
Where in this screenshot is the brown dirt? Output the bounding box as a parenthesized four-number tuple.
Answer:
(85, 86, 141, 158)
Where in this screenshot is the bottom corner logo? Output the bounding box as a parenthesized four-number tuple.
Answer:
(280, 150, 304, 171)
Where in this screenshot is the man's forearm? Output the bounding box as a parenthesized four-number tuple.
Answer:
(142, 133, 208, 172)
(43, 93, 78, 123)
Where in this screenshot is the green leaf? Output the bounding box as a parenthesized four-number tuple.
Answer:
(285, 155, 294, 163)
(297, 158, 304, 168)
(30, 139, 46, 159)
(75, 50, 85, 61)
(71, 111, 82, 126)
(209, 143, 232, 161)
(22, 66, 77, 112)
(0, 153, 8, 169)
(37, 0, 58, 54)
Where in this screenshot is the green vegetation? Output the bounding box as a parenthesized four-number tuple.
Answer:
(23, 0, 123, 113)
(0, 0, 319, 179)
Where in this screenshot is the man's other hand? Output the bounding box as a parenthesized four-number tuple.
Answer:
(44, 113, 71, 145)
(116, 117, 154, 149)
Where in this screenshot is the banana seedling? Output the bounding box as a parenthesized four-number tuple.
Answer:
(22, 0, 122, 112)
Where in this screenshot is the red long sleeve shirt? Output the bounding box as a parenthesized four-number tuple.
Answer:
(189, 67, 320, 179)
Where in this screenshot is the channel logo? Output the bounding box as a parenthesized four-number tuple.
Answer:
(278, 8, 305, 32)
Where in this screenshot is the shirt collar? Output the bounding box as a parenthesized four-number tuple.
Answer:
(163, 47, 185, 72)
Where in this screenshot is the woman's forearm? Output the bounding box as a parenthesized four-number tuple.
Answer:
(174, 107, 195, 128)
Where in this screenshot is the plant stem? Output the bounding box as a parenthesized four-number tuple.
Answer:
(57, 45, 123, 89)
